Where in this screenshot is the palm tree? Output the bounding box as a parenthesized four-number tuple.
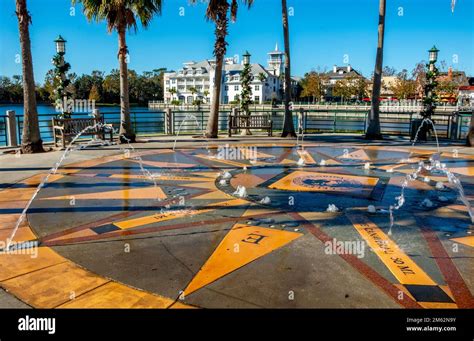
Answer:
(193, 0, 253, 138)
(280, 0, 296, 137)
(16, 0, 43, 153)
(73, 0, 162, 143)
(365, 0, 386, 140)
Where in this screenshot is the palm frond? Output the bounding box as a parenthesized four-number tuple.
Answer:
(73, 0, 162, 33)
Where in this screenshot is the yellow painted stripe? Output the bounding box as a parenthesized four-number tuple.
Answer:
(43, 186, 166, 201)
(347, 214, 436, 286)
(184, 224, 302, 296)
(114, 208, 213, 229)
(109, 174, 212, 182)
(114, 198, 248, 229)
(133, 159, 197, 168)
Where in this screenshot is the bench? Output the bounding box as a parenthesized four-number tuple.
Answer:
(52, 116, 113, 148)
(228, 114, 272, 137)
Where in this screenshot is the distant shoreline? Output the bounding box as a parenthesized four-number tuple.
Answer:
(0, 102, 145, 107)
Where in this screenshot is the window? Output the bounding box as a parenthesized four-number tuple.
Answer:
(255, 85, 260, 91)
(234, 95, 239, 101)
(234, 85, 239, 91)
(225, 85, 229, 91)
(166, 80, 170, 85)
(224, 96, 229, 103)
(254, 96, 260, 102)
(172, 79, 176, 84)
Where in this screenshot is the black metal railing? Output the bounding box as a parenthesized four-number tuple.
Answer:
(1, 108, 472, 147)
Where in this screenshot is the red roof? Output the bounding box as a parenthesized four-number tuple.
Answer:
(459, 86, 474, 90)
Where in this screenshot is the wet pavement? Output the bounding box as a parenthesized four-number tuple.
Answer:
(0, 138, 473, 308)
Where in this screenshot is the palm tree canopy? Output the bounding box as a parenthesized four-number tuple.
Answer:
(190, 0, 253, 22)
(72, 0, 162, 33)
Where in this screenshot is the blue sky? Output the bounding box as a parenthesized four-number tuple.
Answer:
(0, 0, 473, 83)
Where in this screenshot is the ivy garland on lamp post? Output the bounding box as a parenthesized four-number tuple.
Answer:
(52, 35, 72, 119)
(423, 46, 440, 119)
(240, 51, 253, 135)
(419, 46, 439, 140)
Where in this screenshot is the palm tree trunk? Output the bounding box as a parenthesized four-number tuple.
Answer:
(118, 25, 135, 143)
(281, 0, 296, 138)
(206, 6, 228, 139)
(16, 0, 43, 153)
(365, 0, 386, 140)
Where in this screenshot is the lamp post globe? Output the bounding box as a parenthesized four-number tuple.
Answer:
(55, 35, 67, 55)
(243, 51, 251, 65)
(428, 45, 439, 63)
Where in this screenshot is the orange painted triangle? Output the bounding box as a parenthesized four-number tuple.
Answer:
(184, 224, 302, 296)
(450, 236, 474, 247)
(43, 186, 166, 200)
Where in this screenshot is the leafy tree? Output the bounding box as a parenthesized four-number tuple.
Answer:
(88, 84, 101, 102)
(382, 66, 397, 76)
(390, 70, 416, 99)
(300, 72, 326, 103)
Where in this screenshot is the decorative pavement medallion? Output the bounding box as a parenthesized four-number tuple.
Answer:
(0, 144, 473, 309)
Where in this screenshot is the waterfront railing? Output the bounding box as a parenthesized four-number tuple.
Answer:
(0, 108, 472, 148)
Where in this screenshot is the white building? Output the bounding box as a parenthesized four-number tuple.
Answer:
(163, 44, 294, 104)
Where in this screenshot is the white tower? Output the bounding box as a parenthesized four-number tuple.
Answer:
(267, 43, 284, 77)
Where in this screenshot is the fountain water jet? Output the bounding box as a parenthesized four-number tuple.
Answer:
(387, 118, 474, 235)
(5, 122, 164, 250)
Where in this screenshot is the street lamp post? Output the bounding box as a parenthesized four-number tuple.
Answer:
(418, 46, 440, 140)
(52, 35, 72, 118)
(424, 46, 439, 119)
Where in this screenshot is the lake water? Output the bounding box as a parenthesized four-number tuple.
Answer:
(0, 104, 149, 115)
(0, 104, 160, 146)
